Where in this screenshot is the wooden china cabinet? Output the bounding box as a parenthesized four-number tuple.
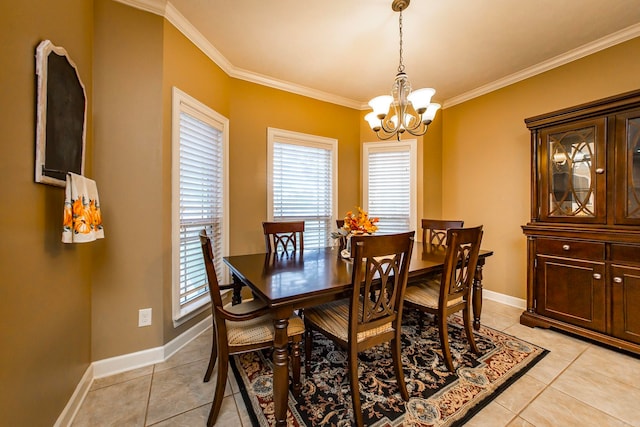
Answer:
(521, 89, 640, 355)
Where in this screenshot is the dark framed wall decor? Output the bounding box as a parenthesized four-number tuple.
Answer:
(35, 40, 87, 187)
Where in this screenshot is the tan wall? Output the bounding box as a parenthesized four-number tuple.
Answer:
(161, 21, 232, 341)
(92, 3, 362, 353)
(422, 115, 443, 219)
(0, 0, 94, 425)
(229, 79, 361, 255)
(92, 0, 165, 359)
(442, 36, 640, 299)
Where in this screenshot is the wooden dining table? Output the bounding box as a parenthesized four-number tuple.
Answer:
(223, 243, 493, 426)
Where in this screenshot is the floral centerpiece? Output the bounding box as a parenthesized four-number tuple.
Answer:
(343, 207, 379, 234)
(332, 207, 379, 258)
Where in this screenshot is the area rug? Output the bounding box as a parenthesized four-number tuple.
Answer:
(231, 310, 548, 426)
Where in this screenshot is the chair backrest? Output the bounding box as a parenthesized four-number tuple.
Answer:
(439, 226, 483, 308)
(421, 219, 464, 246)
(199, 229, 224, 311)
(262, 221, 304, 253)
(349, 232, 415, 344)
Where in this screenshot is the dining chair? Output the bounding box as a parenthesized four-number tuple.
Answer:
(199, 230, 305, 426)
(262, 221, 304, 253)
(404, 226, 483, 372)
(303, 232, 415, 427)
(421, 218, 464, 246)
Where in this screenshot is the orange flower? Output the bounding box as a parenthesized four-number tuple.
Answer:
(342, 207, 379, 234)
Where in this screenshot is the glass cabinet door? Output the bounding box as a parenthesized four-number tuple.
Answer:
(615, 110, 640, 225)
(539, 118, 606, 223)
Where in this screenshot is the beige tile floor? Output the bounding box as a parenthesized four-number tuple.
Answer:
(72, 300, 640, 426)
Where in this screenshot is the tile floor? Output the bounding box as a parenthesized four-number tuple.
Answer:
(71, 299, 640, 426)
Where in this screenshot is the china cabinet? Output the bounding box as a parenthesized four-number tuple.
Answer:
(521, 89, 640, 354)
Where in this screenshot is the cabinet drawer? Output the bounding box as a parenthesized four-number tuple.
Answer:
(611, 244, 640, 264)
(536, 238, 605, 260)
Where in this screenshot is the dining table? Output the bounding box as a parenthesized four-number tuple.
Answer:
(223, 242, 494, 426)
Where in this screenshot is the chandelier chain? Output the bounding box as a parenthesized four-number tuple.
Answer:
(398, 9, 404, 73)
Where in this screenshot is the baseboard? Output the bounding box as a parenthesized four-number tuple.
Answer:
(483, 289, 526, 310)
(54, 363, 93, 427)
(93, 315, 212, 378)
(58, 315, 212, 426)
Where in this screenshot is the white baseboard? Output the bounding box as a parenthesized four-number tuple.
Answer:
(93, 315, 212, 378)
(483, 289, 526, 310)
(57, 315, 212, 426)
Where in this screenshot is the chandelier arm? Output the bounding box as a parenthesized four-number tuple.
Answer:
(379, 119, 398, 134)
(375, 129, 402, 141)
(404, 124, 429, 137)
(403, 113, 427, 132)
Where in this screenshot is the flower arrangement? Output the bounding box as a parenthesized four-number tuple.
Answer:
(342, 207, 379, 234)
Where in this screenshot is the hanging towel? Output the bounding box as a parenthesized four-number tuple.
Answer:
(62, 172, 105, 243)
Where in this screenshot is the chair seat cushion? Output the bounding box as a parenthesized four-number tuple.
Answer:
(226, 313, 304, 347)
(405, 278, 462, 309)
(304, 298, 393, 343)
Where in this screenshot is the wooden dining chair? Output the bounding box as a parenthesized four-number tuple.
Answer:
(199, 230, 305, 426)
(262, 221, 304, 253)
(404, 226, 483, 372)
(303, 232, 415, 427)
(421, 218, 464, 246)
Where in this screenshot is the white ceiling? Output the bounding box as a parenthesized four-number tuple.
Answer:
(130, 0, 640, 108)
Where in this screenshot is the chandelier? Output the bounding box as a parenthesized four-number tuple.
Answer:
(365, 0, 440, 141)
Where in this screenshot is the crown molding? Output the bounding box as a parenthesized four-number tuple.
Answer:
(443, 23, 640, 109)
(230, 67, 362, 109)
(164, 2, 235, 74)
(112, 1, 640, 111)
(116, 0, 362, 109)
(113, 0, 166, 15)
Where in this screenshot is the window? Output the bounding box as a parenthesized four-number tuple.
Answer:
(172, 87, 228, 325)
(363, 140, 417, 234)
(267, 128, 337, 248)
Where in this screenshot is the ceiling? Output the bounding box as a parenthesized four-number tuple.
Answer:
(137, 0, 640, 108)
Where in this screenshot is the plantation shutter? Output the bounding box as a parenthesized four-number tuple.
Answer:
(272, 141, 333, 248)
(178, 111, 223, 309)
(367, 148, 411, 233)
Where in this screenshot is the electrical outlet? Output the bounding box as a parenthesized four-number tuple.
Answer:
(138, 308, 152, 327)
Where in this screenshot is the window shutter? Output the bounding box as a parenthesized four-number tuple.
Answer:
(270, 132, 336, 248)
(367, 147, 412, 233)
(178, 112, 223, 308)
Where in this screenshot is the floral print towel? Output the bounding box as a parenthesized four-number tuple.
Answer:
(62, 172, 104, 243)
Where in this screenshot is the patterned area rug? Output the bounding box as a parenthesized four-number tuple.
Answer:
(231, 310, 548, 426)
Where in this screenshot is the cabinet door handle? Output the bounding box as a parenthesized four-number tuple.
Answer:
(613, 277, 623, 284)
(562, 244, 570, 251)
(593, 273, 602, 280)
(595, 168, 605, 174)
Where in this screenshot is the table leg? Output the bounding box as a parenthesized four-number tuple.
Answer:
(230, 274, 243, 305)
(272, 309, 292, 427)
(472, 261, 485, 331)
